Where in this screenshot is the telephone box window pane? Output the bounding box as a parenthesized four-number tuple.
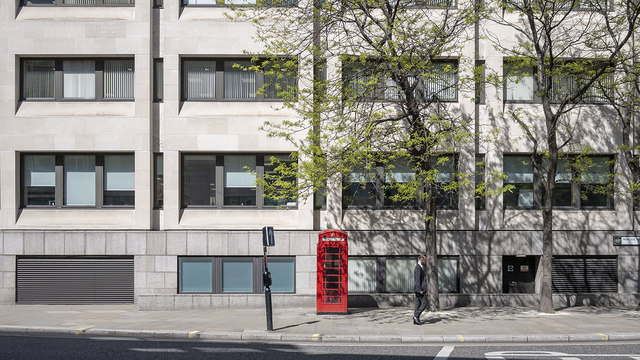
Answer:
(224, 155, 256, 206)
(222, 258, 253, 293)
(348, 258, 376, 293)
(438, 257, 459, 293)
(182, 155, 216, 207)
(64, 155, 96, 206)
(24, 155, 56, 206)
(266, 258, 294, 293)
(63, 60, 96, 100)
(386, 258, 414, 293)
(179, 258, 212, 293)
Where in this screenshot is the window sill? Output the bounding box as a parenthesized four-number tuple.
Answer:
(17, 207, 136, 227)
(17, 5, 135, 21)
(17, 101, 135, 117)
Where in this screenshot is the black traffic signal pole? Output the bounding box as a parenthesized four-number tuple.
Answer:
(262, 226, 275, 331)
(263, 245, 273, 331)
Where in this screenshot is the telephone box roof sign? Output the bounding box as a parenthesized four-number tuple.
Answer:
(319, 229, 347, 241)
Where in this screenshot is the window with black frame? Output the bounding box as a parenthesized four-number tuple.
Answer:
(21, 58, 134, 101)
(178, 256, 295, 294)
(22, 153, 134, 208)
(343, 59, 458, 102)
(347, 256, 459, 294)
(343, 155, 458, 210)
(181, 153, 297, 209)
(181, 58, 296, 101)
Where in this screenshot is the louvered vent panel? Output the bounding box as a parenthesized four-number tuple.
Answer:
(17, 258, 134, 304)
(552, 257, 618, 293)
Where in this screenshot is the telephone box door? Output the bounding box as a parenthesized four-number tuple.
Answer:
(317, 229, 348, 314)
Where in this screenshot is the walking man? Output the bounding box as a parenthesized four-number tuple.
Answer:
(413, 255, 427, 325)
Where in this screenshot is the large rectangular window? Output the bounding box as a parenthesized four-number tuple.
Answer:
(181, 58, 296, 101)
(21, 58, 134, 102)
(343, 60, 458, 102)
(178, 256, 295, 294)
(181, 153, 296, 209)
(348, 256, 460, 294)
(505, 154, 614, 209)
(21, 153, 134, 208)
(344, 155, 458, 210)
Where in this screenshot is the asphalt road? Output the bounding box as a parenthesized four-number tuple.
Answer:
(1, 333, 640, 360)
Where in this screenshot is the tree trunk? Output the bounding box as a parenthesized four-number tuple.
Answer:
(424, 181, 439, 311)
(539, 109, 558, 313)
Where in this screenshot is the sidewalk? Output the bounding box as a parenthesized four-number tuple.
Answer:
(0, 305, 638, 344)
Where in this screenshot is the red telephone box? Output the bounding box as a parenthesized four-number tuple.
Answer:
(316, 229, 348, 314)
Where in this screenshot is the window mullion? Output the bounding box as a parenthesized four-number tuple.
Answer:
(377, 257, 386, 293)
(95, 60, 104, 101)
(256, 71, 265, 101)
(96, 155, 104, 208)
(55, 155, 63, 208)
(256, 156, 265, 209)
(55, 60, 63, 101)
(376, 166, 384, 209)
(216, 157, 224, 209)
(215, 61, 224, 100)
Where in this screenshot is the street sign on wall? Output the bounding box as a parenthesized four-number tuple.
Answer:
(613, 236, 640, 246)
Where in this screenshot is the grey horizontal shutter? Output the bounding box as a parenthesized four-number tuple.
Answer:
(17, 257, 134, 304)
(552, 256, 617, 293)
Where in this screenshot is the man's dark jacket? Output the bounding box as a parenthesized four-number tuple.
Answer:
(414, 263, 426, 294)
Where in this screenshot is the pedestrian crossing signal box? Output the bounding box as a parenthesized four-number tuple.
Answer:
(316, 229, 348, 315)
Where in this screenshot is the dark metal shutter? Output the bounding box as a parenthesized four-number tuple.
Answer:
(552, 256, 618, 293)
(17, 257, 134, 304)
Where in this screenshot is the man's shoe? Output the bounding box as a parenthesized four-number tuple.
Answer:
(413, 316, 422, 325)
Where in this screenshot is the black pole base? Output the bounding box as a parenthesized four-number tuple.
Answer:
(265, 286, 273, 331)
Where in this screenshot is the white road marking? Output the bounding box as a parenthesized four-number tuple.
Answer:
(485, 351, 640, 359)
(435, 346, 454, 359)
(130, 348, 186, 353)
(194, 347, 261, 353)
